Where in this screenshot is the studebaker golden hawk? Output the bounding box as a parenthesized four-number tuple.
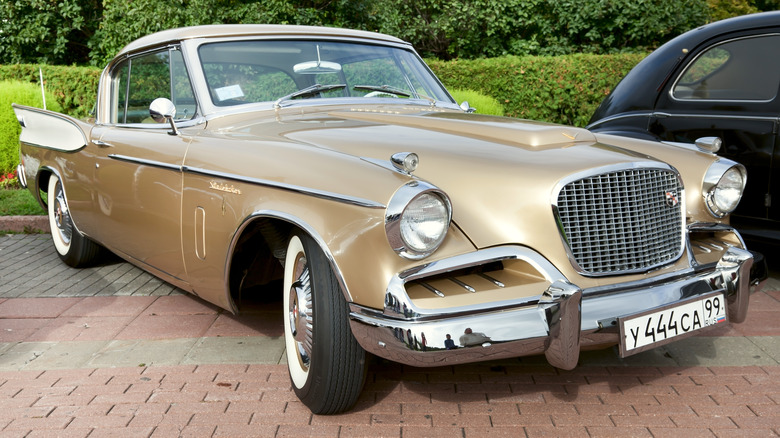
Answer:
(13, 25, 765, 414)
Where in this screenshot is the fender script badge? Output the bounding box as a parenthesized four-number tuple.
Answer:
(209, 181, 242, 195)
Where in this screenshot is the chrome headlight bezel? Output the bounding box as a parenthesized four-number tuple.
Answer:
(703, 159, 746, 218)
(385, 181, 452, 260)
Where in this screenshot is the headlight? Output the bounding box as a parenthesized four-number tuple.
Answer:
(386, 181, 452, 259)
(703, 160, 746, 218)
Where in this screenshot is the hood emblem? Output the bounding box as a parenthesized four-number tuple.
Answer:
(562, 131, 578, 140)
(664, 190, 679, 207)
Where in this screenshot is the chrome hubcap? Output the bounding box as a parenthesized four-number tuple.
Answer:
(53, 184, 73, 245)
(288, 255, 313, 370)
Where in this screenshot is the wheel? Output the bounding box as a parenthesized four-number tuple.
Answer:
(47, 174, 103, 267)
(283, 232, 367, 414)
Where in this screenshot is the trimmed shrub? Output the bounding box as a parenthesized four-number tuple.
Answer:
(0, 81, 64, 174)
(429, 53, 647, 127)
(448, 89, 505, 116)
(0, 64, 101, 118)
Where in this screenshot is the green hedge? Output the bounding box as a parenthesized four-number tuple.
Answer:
(0, 64, 101, 119)
(0, 81, 64, 173)
(428, 53, 647, 127)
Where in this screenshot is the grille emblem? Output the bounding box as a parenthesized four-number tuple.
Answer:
(664, 190, 679, 207)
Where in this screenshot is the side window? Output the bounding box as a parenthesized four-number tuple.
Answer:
(673, 34, 780, 101)
(110, 48, 197, 124)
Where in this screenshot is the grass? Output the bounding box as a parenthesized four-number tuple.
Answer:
(0, 188, 45, 216)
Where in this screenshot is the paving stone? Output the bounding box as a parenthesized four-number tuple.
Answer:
(182, 336, 286, 365)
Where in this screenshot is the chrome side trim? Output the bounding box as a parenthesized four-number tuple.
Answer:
(108, 154, 183, 171)
(182, 165, 385, 209)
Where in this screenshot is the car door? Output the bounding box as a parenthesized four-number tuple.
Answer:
(86, 47, 201, 282)
(648, 33, 780, 225)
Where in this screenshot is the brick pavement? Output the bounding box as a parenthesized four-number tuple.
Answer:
(0, 233, 778, 437)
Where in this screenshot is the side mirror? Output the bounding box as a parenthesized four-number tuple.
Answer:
(149, 98, 179, 135)
(460, 101, 476, 113)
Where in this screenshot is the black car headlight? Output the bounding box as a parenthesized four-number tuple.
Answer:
(703, 160, 746, 218)
(386, 181, 452, 259)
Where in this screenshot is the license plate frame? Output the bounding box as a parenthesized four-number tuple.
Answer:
(618, 291, 728, 357)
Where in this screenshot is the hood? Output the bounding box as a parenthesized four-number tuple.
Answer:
(214, 105, 664, 251)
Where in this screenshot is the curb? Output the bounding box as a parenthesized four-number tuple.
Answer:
(0, 215, 49, 233)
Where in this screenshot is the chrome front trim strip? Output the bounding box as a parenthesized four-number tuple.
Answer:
(383, 245, 566, 319)
(104, 155, 385, 209)
(349, 244, 754, 368)
(183, 165, 385, 209)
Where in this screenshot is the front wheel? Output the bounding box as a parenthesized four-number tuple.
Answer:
(283, 232, 366, 414)
(47, 174, 103, 267)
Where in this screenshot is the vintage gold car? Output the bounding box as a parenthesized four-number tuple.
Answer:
(13, 25, 765, 414)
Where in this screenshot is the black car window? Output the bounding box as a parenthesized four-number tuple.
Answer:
(673, 34, 780, 101)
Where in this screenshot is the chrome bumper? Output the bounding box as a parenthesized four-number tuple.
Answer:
(348, 246, 756, 370)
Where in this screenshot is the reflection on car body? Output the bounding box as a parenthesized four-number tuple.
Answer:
(13, 24, 766, 414)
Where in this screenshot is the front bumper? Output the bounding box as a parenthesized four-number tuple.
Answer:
(349, 243, 760, 370)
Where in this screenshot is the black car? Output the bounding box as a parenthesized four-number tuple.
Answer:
(588, 11, 780, 242)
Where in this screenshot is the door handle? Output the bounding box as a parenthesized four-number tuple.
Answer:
(92, 139, 114, 148)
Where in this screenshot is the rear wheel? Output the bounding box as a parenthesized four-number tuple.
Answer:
(47, 174, 103, 267)
(283, 232, 366, 414)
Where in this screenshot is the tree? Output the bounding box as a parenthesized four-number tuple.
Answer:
(0, 0, 102, 65)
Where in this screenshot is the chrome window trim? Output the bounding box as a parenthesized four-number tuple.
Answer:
(101, 44, 203, 126)
(670, 34, 780, 104)
(551, 162, 686, 277)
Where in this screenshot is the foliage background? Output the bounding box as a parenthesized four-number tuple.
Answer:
(2, 0, 776, 66)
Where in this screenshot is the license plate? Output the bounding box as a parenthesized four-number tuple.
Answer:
(618, 292, 728, 357)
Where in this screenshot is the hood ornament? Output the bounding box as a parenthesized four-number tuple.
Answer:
(391, 152, 419, 175)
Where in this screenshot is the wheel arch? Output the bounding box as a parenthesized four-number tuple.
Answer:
(34, 166, 57, 210)
(226, 210, 354, 312)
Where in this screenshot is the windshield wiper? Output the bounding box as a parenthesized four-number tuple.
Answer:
(274, 83, 347, 108)
(353, 85, 411, 98)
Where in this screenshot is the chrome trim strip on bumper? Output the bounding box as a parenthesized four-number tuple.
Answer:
(349, 245, 754, 369)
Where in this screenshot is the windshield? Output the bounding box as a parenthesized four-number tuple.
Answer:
(198, 39, 453, 107)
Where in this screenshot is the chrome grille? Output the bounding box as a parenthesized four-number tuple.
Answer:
(555, 167, 684, 275)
